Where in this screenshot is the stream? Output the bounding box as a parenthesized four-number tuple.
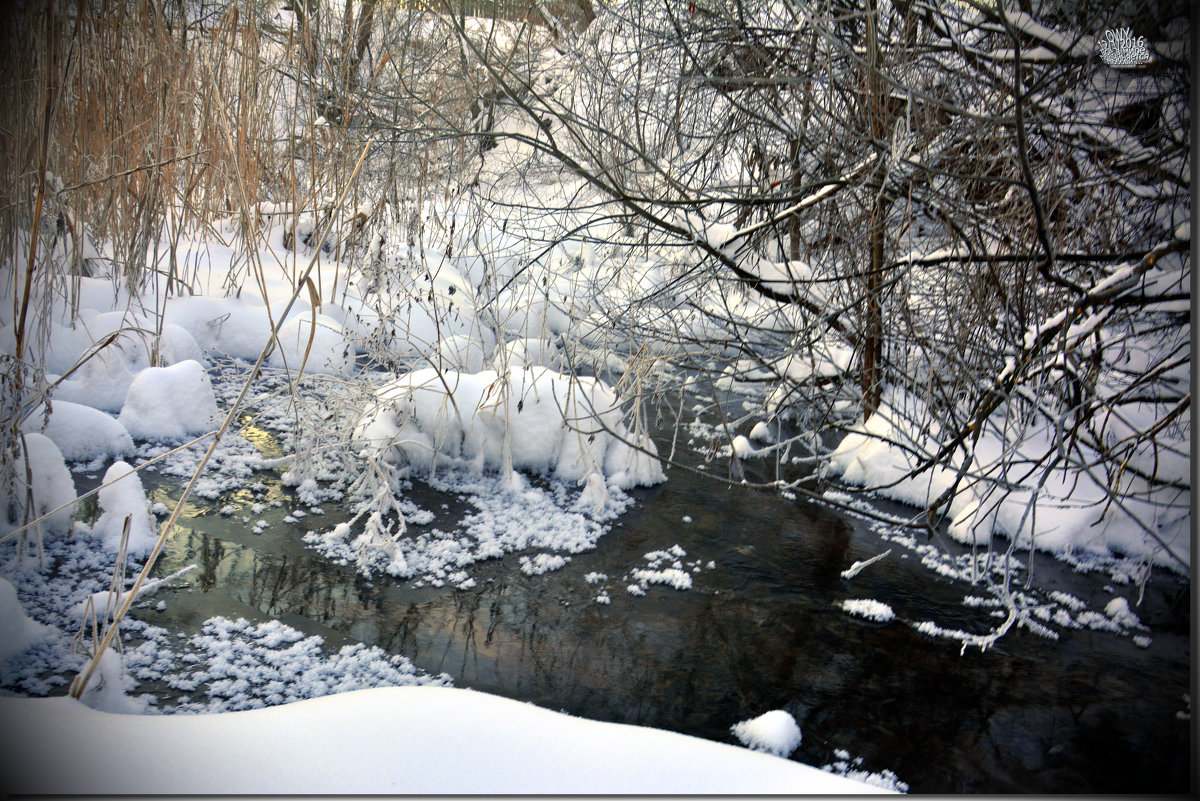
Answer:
(109, 394, 1192, 794)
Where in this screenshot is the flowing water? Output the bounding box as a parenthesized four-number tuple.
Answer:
(117, 407, 1190, 794)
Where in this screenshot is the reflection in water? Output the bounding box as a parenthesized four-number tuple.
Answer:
(138, 461, 1190, 794)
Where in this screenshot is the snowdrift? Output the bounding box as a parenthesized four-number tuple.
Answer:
(0, 687, 888, 794)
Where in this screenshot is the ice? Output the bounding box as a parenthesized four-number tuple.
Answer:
(519, 553, 571, 575)
(730, 709, 803, 758)
(822, 750, 910, 793)
(626, 547, 695, 593)
(118, 360, 218, 442)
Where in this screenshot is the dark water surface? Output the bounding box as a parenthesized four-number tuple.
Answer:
(129, 420, 1191, 794)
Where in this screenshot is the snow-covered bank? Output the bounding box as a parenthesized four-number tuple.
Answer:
(0, 686, 889, 794)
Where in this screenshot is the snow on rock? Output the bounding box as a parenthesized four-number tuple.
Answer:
(0, 687, 890, 794)
(1, 432, 76, 540)
(118, 360, 218, 442)
(0, 577, 54, 665)
(749, 420, 774, 441)
(20, 401, 133, 462)
(731, 709, 803, 758)
(839, 598, 896, 623)
(92, 461, 159, 555)
(354, 366, 665, 491)
(156, 323, 206, 366)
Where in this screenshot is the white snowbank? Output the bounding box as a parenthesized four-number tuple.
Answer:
(91, 461, 158, 555)
(118, 360, 218, 442)
(730, 709, 804, 758)
(0, 687, 887, 794)
(20, 400, 133, 462)
(824, 393, 1191, 570)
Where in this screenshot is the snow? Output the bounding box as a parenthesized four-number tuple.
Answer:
(75, 648, 145, 714)
(520, 553, 571, 575)
(626, 547, 698, 592)
(267, 313, 352, 375)
(823, 390, 1191, 571)
(20, 401, 133, 463)
(0, 6, 1184, 792)
(123, 616, 450, 712)
(117, 360, 218, 442)
(840, 599, 896, 623)
(1, 431, 76, 541)
(822, 749, 910, 793)
(0, 687, 887, 794)
(354, 366, 665, 491)
(91, 461, 159, 555)
(0, 576, 53, 665)
(730, 709, 803, 758)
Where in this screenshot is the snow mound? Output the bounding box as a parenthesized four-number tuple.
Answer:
(0, 577, 54, 665)
(21, 401, 133, 462)
(267, 313, 352, 375)
(731, 709, 803, 758)
(92, 461, 158, 555)
(118, 360, 218, 441)
(2, 432, 75, 540)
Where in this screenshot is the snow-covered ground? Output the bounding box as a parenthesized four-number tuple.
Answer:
(0, 1, 1188, 793)
(0, 687, 888, 794)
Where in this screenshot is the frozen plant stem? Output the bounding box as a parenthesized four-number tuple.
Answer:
(70, 136, 376, 700)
